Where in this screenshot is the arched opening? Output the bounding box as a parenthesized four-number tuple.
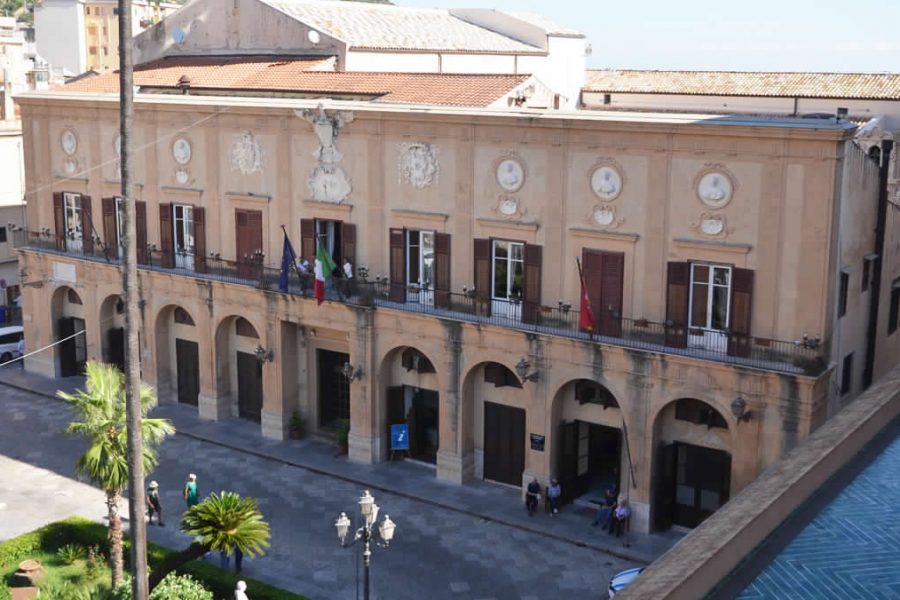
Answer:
(51, 286, 86, 377)
(379, 346, 440, 465)
(462, 361, 526, 487)
(154, 304, 199, 407)
(551, 379, 625, 506)
(652, 398, 732, 531)
(215, 315, 264, 423)
(99, 295, 125, 372)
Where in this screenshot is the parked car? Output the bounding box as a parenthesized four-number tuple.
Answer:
(0, 325, 23, 363)
(609, 567, 644, 598)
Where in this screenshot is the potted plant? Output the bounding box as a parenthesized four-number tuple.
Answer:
(289, 411, 305, 439)
(336, 424, 350, 455)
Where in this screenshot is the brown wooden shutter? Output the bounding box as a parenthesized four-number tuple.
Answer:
(599, 252, 624, 337)
(81, 195, 93, 255)
(136, 201, 148, 265)
(102, 197, 116, 258)
(341, 222, 356, 267)
(53, 192, 66, 250)
(159, 203, 174, 268)
(474, 238, 491, 316)
(389, 228, 406, 303)
(300, 219, 315, 262)
(665, 261, 689, 348)
(522, 243, 542, 324)
(727, 268, 754, 358)
(193, 206, 206, 273)
(434, 232, 451, 309)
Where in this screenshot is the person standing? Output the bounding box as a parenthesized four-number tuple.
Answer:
(525, 477, 541, 517)
(297, 256, 311, 297)
(183, 473, 199, 509)
(341, 258, 354, 299)
(547, 478, 562, 515)
(146, 480, 164, 526)
(16, 335, 24, 369)
(608, 497, 631, 538)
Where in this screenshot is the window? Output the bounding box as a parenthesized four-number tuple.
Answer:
(89, 46, 98, 56)
(492, 240, 524, 302)
(0, 227, 7, 243)
(841, 353, 854, 396)
(102, 47, 108, 56)
(67, 289, 82, 305)
(689, 263, 731, 332)
(838, 270, 849, 317)
(63, 193, 83, 251)
(235, 317, 258, 338)
(406, 230, 434, 291)
(674, 398, 727, 429)
(483, 362, 522, 388)
(603, 93, 611, 105)
(888, 279, 900, 335)
(173, 307, 194, 325)
(861, 258, 871, 292)
(173, 204, 195, 270)
(113, 7, 119, 15)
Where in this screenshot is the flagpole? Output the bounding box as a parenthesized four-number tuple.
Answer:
(576, 257, 595, 341)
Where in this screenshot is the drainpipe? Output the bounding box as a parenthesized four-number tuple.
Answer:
(862, 138, 893, 388)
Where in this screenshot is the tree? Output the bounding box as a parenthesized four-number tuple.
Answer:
(59, 362, 175, 589)
(148, 492, 271, 591)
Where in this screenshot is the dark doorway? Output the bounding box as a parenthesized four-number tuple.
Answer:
(236, 351, 263, 423)
(557, 421, 622, 504)
(387, 386, 439, 464)
(58, 317, 86, 377)
(106, 327, 125, 373)
(318, 349, 350, 428)
(655, 442, 731, 529)
(483, 401, 525, 486)
(175, 339, 199, 407)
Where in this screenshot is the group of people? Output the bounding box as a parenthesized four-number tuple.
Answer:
(524, 478, 632, 538)
(145, 473, 249, 598)
(293, 255, 355, 299)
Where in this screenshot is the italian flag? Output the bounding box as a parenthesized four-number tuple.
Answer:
(314, 245, 337, 305)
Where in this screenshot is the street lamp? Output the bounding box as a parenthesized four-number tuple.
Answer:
(335, 490, 396, 600)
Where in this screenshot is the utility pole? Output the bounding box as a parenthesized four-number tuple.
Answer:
(118, 0, 149, 596)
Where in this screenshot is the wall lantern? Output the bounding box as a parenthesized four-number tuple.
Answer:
(731, 396, 752, 423)
(515, 357, 539, 383)
(254, 345, 274, 364)
(342, 361, 363, 381)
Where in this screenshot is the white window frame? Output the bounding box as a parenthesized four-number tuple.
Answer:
(491, 239, 524, 319)
(114, 197, 125, 258)
(63, 192, 83, 252)
(406, 229, 435, 305)
(688, 262, 732, 351)
(173, 204, 195, 271)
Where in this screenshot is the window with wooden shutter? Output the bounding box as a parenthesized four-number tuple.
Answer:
(583, 249, 625, 337)
(665, 261, 690, 348)
(434, 232, 451, 309)
(135, 201, 148, 265)
(341, 222, 356, 267)
(81, 195, 93, 255)
(727, 268, 754, 358)
(389, 228, 406, 303)
(53, 192, 66, 249)
(193, 206, 206, 273)
(473, 238, 491, 316)
(300, 219, 315, 263)
(522, 243, 542, 324)
(159, 203, 174, 268)
(102, 197, 117, 258)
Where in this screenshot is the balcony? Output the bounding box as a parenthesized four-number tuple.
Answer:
(18, 231, 828, 376)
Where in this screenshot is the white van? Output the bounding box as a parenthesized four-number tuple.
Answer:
(0, 325, 23, 363)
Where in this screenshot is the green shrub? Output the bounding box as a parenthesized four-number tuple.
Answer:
(0, 582, 10, 600)
(38, 581, 94, 600)
(0, 517, 105, 569)
(114, 573, 213, 600)
(56, 542, 86, 565)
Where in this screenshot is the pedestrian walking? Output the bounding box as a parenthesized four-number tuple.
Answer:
(547, 478, 562, 515)
(16, 335, 24, 369)
(183, 473, 199, 508)
(146, 480, 164, 526)
(525, 477, 541, 517)
(234, 545, 244, 573)
(234, 580, 249, 600)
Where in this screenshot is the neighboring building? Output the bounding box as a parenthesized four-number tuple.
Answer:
(16, 66, 890, 534)
(34, 0, 181, 76)
(133, 0, 587, 108)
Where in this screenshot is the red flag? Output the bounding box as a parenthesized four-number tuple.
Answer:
(579, 283, 595, 332)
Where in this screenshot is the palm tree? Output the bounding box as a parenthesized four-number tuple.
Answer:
(59, 361, 175, 588)
(148, 491, 270, 591)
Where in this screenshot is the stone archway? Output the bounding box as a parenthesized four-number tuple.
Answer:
(154, 304, 200, 407)
(214, 315, 264, 423)
(377, 345, 440, 465)
(98, 294, 125, 372)
(651, 398, 733, 531)
(50, 285, 86, 377)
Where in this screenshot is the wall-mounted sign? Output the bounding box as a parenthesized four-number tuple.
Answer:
(530, 433, 545, 452)
(391, 424, 409, 451)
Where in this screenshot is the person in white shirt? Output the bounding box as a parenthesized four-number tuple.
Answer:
(341, 259, 354, 299)
(296, 257, 311, 296)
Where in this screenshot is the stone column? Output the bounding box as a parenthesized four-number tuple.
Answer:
(437, 320, 465, 483)
(261, 305, 289, 440)
(348, 306, 377, 463)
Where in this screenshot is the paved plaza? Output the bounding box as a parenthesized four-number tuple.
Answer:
(0, 369, 680, 599)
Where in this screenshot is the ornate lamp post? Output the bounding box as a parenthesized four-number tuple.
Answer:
(335, 490, 396, 600)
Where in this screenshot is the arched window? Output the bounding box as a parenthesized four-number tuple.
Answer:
(235, 317, 259, 338)
(173, 307, 195, 325)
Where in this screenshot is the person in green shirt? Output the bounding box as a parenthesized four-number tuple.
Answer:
(183, 473, 199, 508)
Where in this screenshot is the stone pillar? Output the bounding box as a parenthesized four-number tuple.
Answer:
(348, 307, 376, 464)
(437, 320, 464, 483)
(261, 309, 289, 440)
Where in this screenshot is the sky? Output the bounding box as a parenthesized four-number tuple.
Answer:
(398, 0, 900, 73)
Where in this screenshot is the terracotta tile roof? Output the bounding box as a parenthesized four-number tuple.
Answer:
(60, 58, 531, 107)
(584, 70, 900, 100)
(260, 0, 542, 53)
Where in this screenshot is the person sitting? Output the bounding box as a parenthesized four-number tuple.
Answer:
(525, 477, 541, 517)
(592, 486, 618, 527)
(607, 497, 631, 538)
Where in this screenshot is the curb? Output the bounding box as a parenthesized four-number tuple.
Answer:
(0, 376, 652, 565)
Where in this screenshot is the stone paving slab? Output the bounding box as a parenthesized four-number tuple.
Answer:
(0, 368, 681, 599)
